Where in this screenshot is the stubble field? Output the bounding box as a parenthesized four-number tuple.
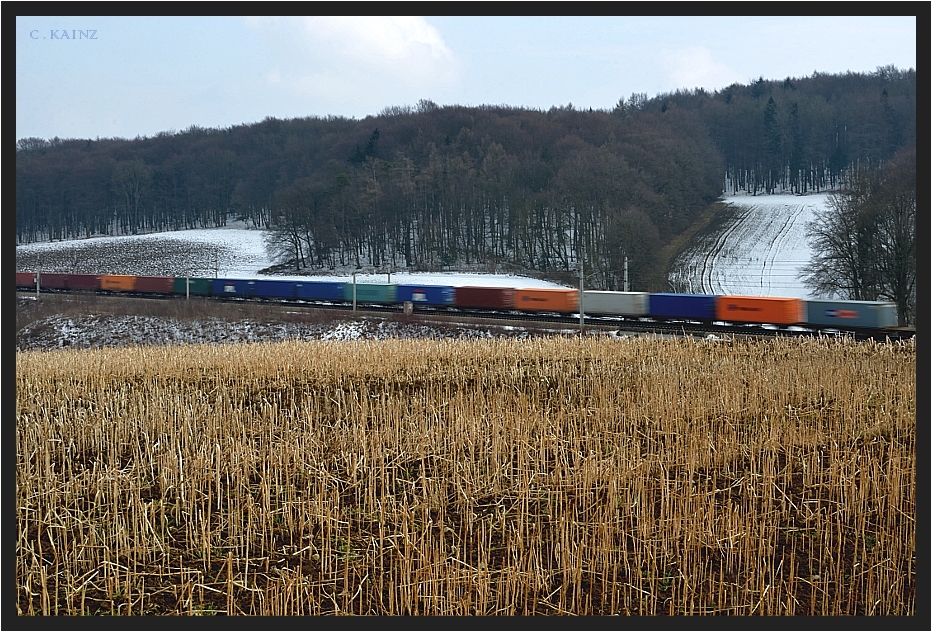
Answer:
(15, 335, 916, 616)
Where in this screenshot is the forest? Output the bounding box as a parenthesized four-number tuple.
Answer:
(15, 66, 916, 291)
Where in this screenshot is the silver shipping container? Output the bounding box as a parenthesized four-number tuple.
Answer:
(803, 299, 898, 329)
(582, 291, 650, 316)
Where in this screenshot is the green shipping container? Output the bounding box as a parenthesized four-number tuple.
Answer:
(343, 283, 397, 304)
(173, 277, 213, 296)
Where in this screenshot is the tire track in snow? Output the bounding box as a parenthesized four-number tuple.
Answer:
(760, 204, 799, 295)
(764, 201, 818, 296)
(722, 201, 798, 296)
(700, 204, 749, 295)
(671, 194, 828, 299)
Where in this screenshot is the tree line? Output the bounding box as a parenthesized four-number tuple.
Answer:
(16, 67, 915, 292)
(634, 65, 916, 195)
(803, 145, 916, 325)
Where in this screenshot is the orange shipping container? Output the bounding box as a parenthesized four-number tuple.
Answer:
(99, 274, 137, 292)
(513, 288, 579, 313)
(716, 295, 804, 325)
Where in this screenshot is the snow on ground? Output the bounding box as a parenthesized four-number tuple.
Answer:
(16, 194, 834, 351)
(14, 222, 615, 351)
(15, 221, 568, 289)
(15, 294, 585, 352)
(18, 193, 831, 299)
(319, 271, 566, 288)
(668, 193, 827, 299)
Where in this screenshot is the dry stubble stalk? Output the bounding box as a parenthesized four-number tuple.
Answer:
(16, 336, 915, 615)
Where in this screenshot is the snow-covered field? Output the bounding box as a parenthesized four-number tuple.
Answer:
(15, 228, 585, 350)
(16, 194, 827, 350)
(669, 193, 826, 299)
(15, 222, 568, 289)
(17, 193, 826, 298)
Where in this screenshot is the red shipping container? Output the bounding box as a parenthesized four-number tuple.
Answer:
(16, 272, 37, 287)
(38, 273, 99, 291)
(133, 276, 175, 293)
(454, 286, 515, 309)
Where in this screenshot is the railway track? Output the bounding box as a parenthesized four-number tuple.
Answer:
(18, 289, 915, 343)
(202, 295, 912, 342)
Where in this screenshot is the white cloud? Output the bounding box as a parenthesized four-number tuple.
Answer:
(244, 16, 459, 109)
(659, 47, 741, 92)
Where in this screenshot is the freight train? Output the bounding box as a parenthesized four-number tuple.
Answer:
(16, 271, 910, 338)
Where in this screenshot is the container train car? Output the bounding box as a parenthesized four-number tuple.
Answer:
(397, 284, 456, 306)
(454, 286, 514, 310)
(716, 295, 806, 326)
(582, 291, 650, 317)
(514, 288, 579, 314)
(803, 299, 899, 330)
(649, 293, 718, 322)
(30, 272, 100, 291)
(16, 272, 37, 288)
(16, 271, 908, 337)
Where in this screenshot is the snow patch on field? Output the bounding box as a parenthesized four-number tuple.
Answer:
(15, 221, 568, 289)
(19, 194, 829, 299)
(15, 301, 586, 352)
(669, 193, 826, 299)
(16, 193, 838, 352)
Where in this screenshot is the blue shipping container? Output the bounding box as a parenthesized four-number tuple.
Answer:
(213, 278, 257, 297)
(396, 285, 455, 306)
(254, 279, 300, 299)
(649, 293, 718, 321)
(296, 281, 346, 302)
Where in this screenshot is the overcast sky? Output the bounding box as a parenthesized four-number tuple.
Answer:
(16, 15, 917, 142)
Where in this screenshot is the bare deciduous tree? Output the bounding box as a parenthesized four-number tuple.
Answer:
(804, 146, 915, 325)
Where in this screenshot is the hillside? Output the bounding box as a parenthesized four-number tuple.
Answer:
(15, 69, 916, 292)
(14, 190, 832, 352)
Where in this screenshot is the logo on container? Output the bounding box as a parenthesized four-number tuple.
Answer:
(825, 309, 858, 319)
